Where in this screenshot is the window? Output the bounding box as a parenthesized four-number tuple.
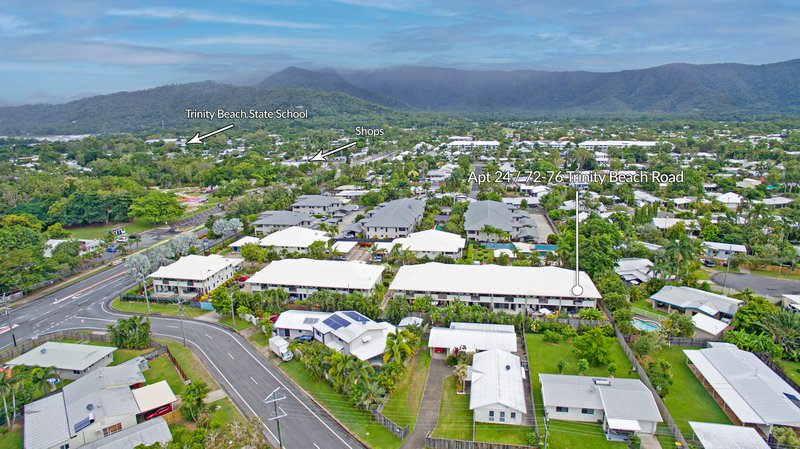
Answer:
(59, 445, 70, 449)
(499, 411, 506, 422)
(581, 408, 594, 415)
(103, 423, 122, 437)
(510, 412, 516, 420)
(555, 406, 569, 413)
(488, 410, 495, 422)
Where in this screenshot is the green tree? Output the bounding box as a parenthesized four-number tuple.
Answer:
(181, 381, 210, 422)
(644, 358, 673, 398)
(129, 190, 183, 224)
(573, 327, 613, 366)
(240, 243, 264, 266)
(556, 360, 567, 374)
(383, 330, 413, 364)
(732, 295, 778, 333)
(662, 311, 695, 337)
(384, 296, 411, 325)
(107, 315, 151, 349)
(759, 309, 800, 361)
(577, 358, 589, 375)
(632, 331, 666, 357)
(46, 222, 71, 239)
(773, 426, 800, 448)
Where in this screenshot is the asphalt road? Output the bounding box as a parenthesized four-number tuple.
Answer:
(1, 265, 364, 449)
(710, 271, 800, 298)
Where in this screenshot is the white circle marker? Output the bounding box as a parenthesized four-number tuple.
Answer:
(571, 284, 584, 296)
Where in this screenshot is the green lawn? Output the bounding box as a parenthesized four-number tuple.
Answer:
(248, 331, 271, 347)
(155, 339, 220, 390)
(111, 297, 207, 318)
(280, 360, 400, 449)
(67, 220, 155, 240)
(383, 348, 431, 432)
(779, 359, 800, 385)
(209, 398, 242, 425)
(526, 333, 631, 449)
(432, 376, 472, 440)
(657, 347, 731, 434)
(145, 354, 188, 395)
(0, 427, 22, 449)
(630, 299, 668, 318)
(218, 315, 256, 331)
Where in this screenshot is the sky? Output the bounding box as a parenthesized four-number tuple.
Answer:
(0, 0, 798, 105)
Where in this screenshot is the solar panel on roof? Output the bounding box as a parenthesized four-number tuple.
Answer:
(74, 416, 94, 432)
(302, 318, 319, 325)
(343, 311, 369, 323)
(323, 316, 345, 330)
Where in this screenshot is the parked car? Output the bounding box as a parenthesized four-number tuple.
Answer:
(116, 236, 129, 243)
(293, 335, 314, 343)
(701, 258, 715, 267)
(106, 245, 117, 253)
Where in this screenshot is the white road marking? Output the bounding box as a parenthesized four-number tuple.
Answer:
(250, 376, 258, 385)
(228, 352, 234, 360)
(166, 325, 179, 328)
(205, 333, 213, 340)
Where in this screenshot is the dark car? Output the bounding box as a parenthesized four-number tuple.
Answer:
(293, 335, 314, 343)
(701, 259, 715, 267)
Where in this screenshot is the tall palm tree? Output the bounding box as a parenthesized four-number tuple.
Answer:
(759, 309, 800, 360)
(31, 366, 57, 396)
(383, 331, 412, 364)
(347, 359, 373, 391)
(325, 352, 348, 390)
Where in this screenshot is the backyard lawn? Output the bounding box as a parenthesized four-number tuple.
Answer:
(208, 397, 242, 425)
(382, 348, 431, 432)
(155, 339, 220, 390)
(67, 220, 154, 240)
(658, 346, 732, 434)
(780, 359, 800, 385)
(145, 354, 188, 395)
(0, 427, 22, 449)
(526, 333, 631, 449)
(280, 360, 401, 449)
(630, 299, 668, 318)
(111, 297, 208, 318)
(218, 315, 256, 331)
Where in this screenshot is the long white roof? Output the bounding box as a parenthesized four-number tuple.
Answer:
(259, 226, 328, 249)
(688, 422, 770, 449)
(469, 349, 526, 413)
(684, 343, 800, 426)
(148, 254, 240, 281)
(246, 258, 384, 290)
(392, 229, 465, 253)
(390, 263, 601, 299)
(429, 326, 517, 353)
(7, 341, 115, 371)
(273, 310, 331, 331)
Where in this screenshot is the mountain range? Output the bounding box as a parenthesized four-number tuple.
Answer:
(1, 60, 799, 134)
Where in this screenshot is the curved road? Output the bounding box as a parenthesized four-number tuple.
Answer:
(1, 265, 364, 449)
(710, 271, 800, 298)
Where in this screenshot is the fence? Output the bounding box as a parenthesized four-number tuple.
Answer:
(599, 301, 689, 447)
(520, 331, 539, 436)
(631, 307, 665, 322)
(164, 346, 189, 382)
(368, 408, 409, 439)
(550, 317, 609, 329)
(425, 433, 534, 449)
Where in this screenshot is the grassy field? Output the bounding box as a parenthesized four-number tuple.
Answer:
(111, 297, 207, 317)
(248, 331, 271, 347)
(658, 346, 732, 434)
(526, 333, 631, 449)
(280, 360, 401, 449)
(780, 359, 800, 385)
(67, 220, 154, 240)
(0, 427, 22, 449)
(155, 339, 220, 390)
(208, 398, 242, 425)
(630, 299, 668, 318)
(218, 315, 256, 331)
(431, 376, 472, 440)
(382, 348, 431, 432)
(145, 354, 188, 395)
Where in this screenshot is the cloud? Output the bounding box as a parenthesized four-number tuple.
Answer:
(0, 13, 42, 36)
(179, 35, 363, 52)
(106, 7, 325, 29)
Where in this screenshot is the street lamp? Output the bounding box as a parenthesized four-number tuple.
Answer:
(229, 290, 236, 329)
(177, 297, 187, 347)
(1, 292, 17, 347)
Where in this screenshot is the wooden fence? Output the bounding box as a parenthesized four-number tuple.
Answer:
(164, 345, 189, 382)
(369, 408, 409, 439)
(425, 433, 535, 449)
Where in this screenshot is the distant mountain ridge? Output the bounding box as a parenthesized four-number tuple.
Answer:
(1, 59, 799, 134)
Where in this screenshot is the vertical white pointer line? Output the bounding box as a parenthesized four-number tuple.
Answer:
(575, 189, 580, 288)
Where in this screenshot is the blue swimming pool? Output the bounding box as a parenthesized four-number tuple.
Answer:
(632, 318, 661, 332)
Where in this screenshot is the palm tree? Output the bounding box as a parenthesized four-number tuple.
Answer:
(0, 374, 11, 429)
(356, 380, 386, 410)
(383, 330, 412, 364)
(325, 352, 348, 390)
(31, 366, 57, 396)
(347, 359, 373, 391)
(759, 309, 800, 360)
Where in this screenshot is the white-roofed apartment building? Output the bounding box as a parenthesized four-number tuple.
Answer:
(391, 229, 465, 259)
(245, 258, 385, 301)
(148, 254, 242, 299)
(389, 263, 601, 314)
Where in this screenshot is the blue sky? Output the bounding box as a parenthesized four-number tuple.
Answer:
(0, 0, 798, 105)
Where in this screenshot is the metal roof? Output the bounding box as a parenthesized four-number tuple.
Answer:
(132, 381, 177, 412)
(464, 200, 514, 232)
(7, 341, 116, 371)
(258, 226, 328, 249)
(392, 229, 465, 253)
(684, 343, 800, 426)
(429, 327, 517, 353)
(292, 195, 342, 207)
(147, 254, 241, 281)
(83, 416, 172, 449)
(253, 210, 314, 226)
(362, 198, 425, 228)
(689, 422, 770, 449)
(246, 258, 384, 291)
(469, 349, 526, 413)
(650, 286, 741, 316)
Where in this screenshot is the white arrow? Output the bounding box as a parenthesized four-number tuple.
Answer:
(309, 141, 357, 162)
(187, 123, 235, 144)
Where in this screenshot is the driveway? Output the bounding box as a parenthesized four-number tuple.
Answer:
(400, 355, 449, 449)
(710, 272, 800, 298)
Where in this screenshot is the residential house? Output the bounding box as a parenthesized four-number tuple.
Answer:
(148, 254, 242, 299)
(245, 259, 385, 300)
(291, 195, 342, 214)
(391, 229, 465, 259)
(361, 198, 426, 239)
(252, 211, 315, 235)
(684, 343, 800, 434)
(614, 258, 654, 285)
(703, 241, 747, 260)
(6, 341, 116, 380)
(228, 236, 260, 252)
(540, 374, 662, 440)
(469, 349, 527, 426)
(390, 263, 601, 314)
(258, 226, 329, 254)
(715, 192, 743, 211)
(44, 239, 103, 258)
(312, 311, 395, 364)
(428, 323, 517, 356)
(688, 422, 770, 449)
(273, 310, 338, 340)
(648, 286, 741, 320)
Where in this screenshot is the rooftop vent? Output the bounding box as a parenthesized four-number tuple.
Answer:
(40, 348, 46, 354)
(505, 365, 511, 371)
(593, 379, 611, 386)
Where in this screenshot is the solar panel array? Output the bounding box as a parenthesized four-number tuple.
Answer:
(322, 314, 350, 330)
(343, 311, 369, 323)
(302, 317, 319, 325)
(74, 416, 93, 433)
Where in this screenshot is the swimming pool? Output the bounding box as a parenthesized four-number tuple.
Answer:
(632, 317, 661, 332)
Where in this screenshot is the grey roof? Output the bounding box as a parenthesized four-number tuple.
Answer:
(362, 198, 426, 228)
(253, 210, 314, 226)
(614, 258, 654, 283)
(24, 366, 145, 449)
(685, 343, 800, 426)
(7, 341, 116, 371)
(540, 374, 662, 423)
(84, 417, 172, 449)
(469, 349, 526, 413)
(464, 201, 514, 232)
(688, 422, 770, 449)
(292, 195, 341, 208)
(650, 286, 741, 316)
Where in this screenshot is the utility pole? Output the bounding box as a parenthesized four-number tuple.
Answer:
(177, 298, 187, 347)
(722, 244, 733, 295)
(229, 290, 236, 329)
(1, 292, 17, 347)
(264, 388, 287, 449)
